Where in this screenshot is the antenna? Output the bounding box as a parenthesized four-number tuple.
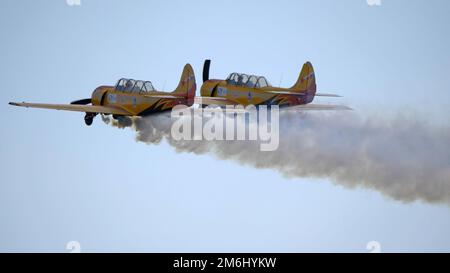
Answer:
(278, 74, 283, 87)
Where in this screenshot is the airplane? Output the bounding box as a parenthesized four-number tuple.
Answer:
(195, 59, 351, 111)
(9, 64, 196, 126)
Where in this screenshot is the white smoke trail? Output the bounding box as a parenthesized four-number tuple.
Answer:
(101, 110, 450, 205)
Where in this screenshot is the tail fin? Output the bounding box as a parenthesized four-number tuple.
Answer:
(173, 63, 196, 100)
(291, 62, 316, 103)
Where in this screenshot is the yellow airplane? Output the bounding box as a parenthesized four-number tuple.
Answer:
(196, 59, 350, 110)
(9, 64, 196, 125)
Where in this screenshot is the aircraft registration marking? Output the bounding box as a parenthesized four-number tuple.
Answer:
(108, 94, 117, 103)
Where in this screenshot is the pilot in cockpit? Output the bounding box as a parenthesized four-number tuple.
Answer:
(125, 80, 134, 92)
(237, 75, 244, 86)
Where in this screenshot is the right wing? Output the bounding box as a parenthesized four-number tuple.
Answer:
(9, 102, 131, 115)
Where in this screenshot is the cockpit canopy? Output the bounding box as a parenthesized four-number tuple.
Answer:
(226, 73, 270, 88)
(115, 78, 156, 93)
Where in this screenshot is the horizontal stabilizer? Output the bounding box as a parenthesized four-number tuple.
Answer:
(285, 104, 352, 111)
(266, 90, 306, 96)
(315, 93, 342, 97)
(268, 91, 341, 97)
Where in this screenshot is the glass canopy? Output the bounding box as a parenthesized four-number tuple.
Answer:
(115, 78, 155, 93)
(226, 73, 270, 88)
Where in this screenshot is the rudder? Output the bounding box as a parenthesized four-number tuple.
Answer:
(291, 62, 316, 103)
(173, 64, 196, 101)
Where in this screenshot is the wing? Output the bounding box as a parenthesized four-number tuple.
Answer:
(266, 91, 342, 97)
(9, 102, 131, 115)
(194, 96, 236, 106)
(284, 104, 352, 111)
(143, 94, 185, 99)
(193, 97, 351, 110)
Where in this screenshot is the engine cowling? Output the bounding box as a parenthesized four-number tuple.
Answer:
(91, 86, 111, 106)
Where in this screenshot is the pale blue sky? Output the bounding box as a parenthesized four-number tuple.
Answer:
(1, 0, 449, 252)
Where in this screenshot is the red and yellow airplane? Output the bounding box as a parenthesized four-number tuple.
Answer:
(196, 59, 350, 110)
(9, 64, 196, 125)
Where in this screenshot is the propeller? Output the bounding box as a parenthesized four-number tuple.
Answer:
(70, 98, 92, 105)
(203, 59, 211, 82)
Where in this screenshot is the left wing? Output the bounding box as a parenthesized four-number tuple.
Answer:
(9, 102, 132, 115)
(194, 96, 235, 106)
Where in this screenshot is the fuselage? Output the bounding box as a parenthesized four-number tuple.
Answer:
(200, 80, 314, 107)
(91, 86, 192, 116)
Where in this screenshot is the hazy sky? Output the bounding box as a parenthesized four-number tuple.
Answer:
(1, 0, 449, 252)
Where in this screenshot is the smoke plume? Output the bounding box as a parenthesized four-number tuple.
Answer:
(101, 110, 450, 205)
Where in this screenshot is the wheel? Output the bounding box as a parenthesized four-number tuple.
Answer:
(84, 116, 93, 126)
(84, 114, 94, 126)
